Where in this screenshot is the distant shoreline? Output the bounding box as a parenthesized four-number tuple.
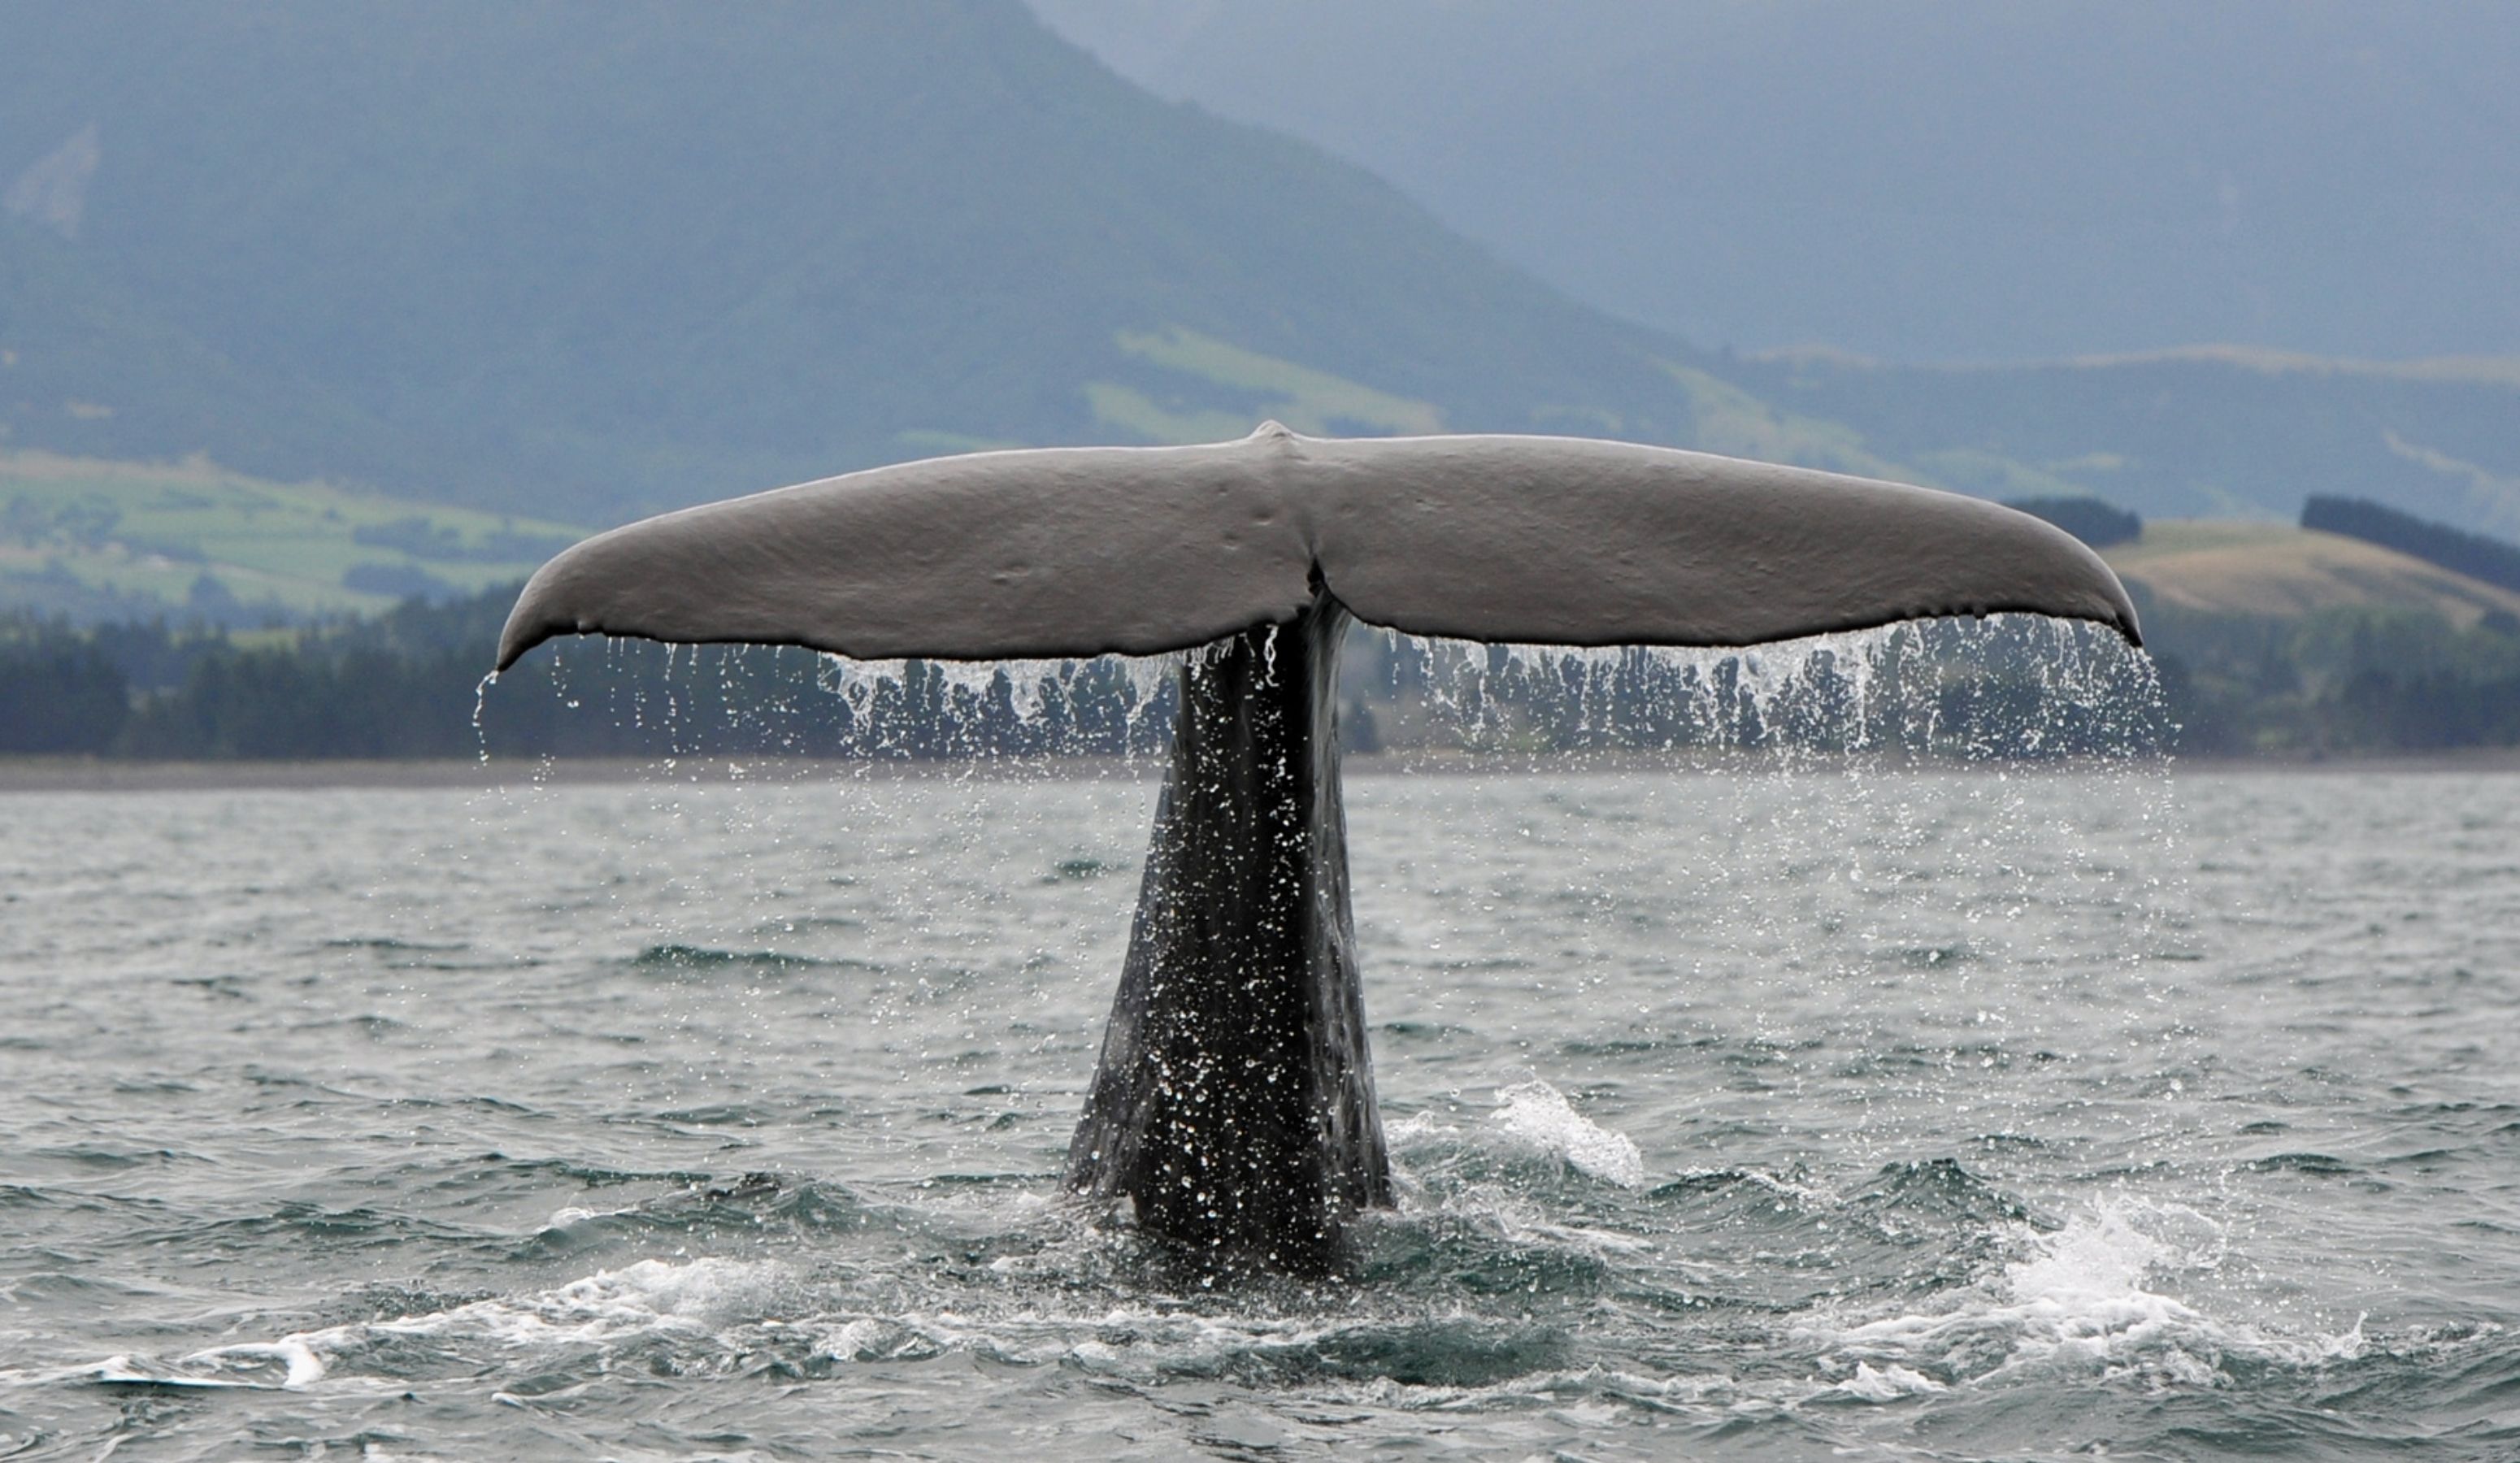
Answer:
(7, 747, 2520, 793)
(0, 754, 1163, 793)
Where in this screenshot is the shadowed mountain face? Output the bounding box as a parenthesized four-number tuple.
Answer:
(0, 0, 1720, 522)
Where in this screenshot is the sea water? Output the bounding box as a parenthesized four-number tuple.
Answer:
(2, 763, 2515, 1460)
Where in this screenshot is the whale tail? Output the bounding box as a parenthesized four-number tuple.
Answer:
(497, 423, 2136, 672)
(492, 427, 2142, 1273)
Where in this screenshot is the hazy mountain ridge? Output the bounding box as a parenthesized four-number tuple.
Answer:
(1723, 349, 2520, 535)
(1030, 0, 2520, 362)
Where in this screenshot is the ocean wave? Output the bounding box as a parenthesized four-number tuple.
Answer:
(1487, 1081, 1646, 1188)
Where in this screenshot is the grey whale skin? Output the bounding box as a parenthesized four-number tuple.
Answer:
(497, 423, 2141, 1274)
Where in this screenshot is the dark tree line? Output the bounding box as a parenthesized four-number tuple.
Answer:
(0, 586, 1181, 761)
(2001, 495, 2144, 549)
(2140, 596, 2520, 755)
(2303, 495, 2520, 595)
(0, 627, 128, 753)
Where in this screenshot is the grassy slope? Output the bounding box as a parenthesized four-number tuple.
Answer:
(2101, 519, 2520, 627)
(0, 451, 580, 619)
(1086, 328, 1447, 443)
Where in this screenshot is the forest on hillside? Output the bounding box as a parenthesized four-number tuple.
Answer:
(7, 575, 2520, 762)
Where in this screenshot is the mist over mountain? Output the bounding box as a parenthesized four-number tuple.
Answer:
(1029, 0, 2520, 363)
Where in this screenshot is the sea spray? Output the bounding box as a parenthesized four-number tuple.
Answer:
(1490, 1080, 1647, 1187)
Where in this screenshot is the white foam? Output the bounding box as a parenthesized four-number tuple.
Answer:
(811, 1316, 941, 1363)
(542, 1203, 623, 1228)
(1490, 1080, 1646, 1187)
(1814, 1196, 2365, 1390)
(1325, 1361, 1745, 1421)
(182, 1339, 327, 1388)
(927, 658, 1077, 723)
(366, 1257, 793, 1348)
(89, 1354, 271, 1390)
(83, 1257, 799, 1393)
(815, 653, 906, 722)
(1827, 1359, 1948, 1401)
(1383, 1110, 1462, 1145)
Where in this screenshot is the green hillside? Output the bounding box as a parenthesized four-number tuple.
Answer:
(2103, 519, 2520, 627)
(0, 451, 578, 623)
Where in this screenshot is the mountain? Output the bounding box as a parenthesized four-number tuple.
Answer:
(0, 0, 1745, 524)
(1028, 0, 2520, 362)
(7, 0, 2520, 589)
(2102, 520, 2520, 628)
(1718, 348, 2520, 537)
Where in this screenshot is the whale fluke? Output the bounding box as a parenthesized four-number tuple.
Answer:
(495, 424, 2138, 672)
(492, 426, 2144, 1275)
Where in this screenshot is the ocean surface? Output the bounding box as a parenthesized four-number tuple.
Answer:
(2, 758, 2517, 1459)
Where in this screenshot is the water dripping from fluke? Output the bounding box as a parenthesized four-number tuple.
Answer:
(484, 426, 2145, 1278)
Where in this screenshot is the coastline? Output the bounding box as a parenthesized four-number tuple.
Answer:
(8, 746, 2520, 792)
(0, 754, 1172, 793)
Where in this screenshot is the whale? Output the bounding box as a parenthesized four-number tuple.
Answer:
(495, 423, 2140, 1275)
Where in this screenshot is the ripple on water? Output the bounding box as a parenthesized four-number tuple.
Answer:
(7, 771, 2520, 1458)
(627, 943, 885, 974)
